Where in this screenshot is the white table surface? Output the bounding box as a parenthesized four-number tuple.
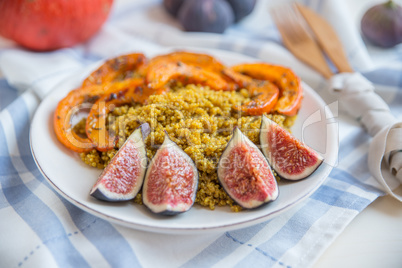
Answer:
(0, 0, 401, 267)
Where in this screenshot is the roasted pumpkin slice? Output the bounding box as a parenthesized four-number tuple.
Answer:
(54, 79, 145, 153)
(145, 51, 226, 74)
(146, 61, 233, 91)
(85, 78, 166, 152)
(54, 85, 103, 153)
(234, 81, 279, 115)
(223, 68, 279, 115)
(230, 63, 303, 116)
(82, 53, 147, 87)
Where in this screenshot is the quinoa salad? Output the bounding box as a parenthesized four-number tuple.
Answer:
(53, 51, 304, 212)
(77, 85, 296, 211)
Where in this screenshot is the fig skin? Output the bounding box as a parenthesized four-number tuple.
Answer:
(142, 132, 199, 215)
(90, 123, 150, 202)
(226, 0, 257, 22)
(217, 127, 279, 209)
(361, 0, 402, 48)
(259, 115, 323, 181)
(178, 0, 234, 33)
(163, 0, 185, 17)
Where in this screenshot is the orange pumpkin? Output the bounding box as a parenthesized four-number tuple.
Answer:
(0, 0, 113, 51)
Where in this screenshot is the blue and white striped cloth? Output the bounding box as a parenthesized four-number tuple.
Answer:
(1, 0, 401, 267)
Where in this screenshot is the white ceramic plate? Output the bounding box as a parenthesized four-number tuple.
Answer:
(30, 47, 338, 234)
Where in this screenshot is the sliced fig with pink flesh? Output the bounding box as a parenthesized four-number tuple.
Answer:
(143, 132, 198, 215)
(260, 115, 324, 180)
(90, 123, 150, 201)
(217, 127, 279, 209)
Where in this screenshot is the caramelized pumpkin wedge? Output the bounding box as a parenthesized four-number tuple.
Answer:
(145, 51, 226, 74)
(146, 61, 233, 91)
(86, 78, 166, 152)
(54, 85, 102, 153)
(54, 79, 146, 153)
(234, 81, 279, 115)
(82, 53, 147, 87)
(230, 63, 303, 116)
(223, 68, 279, 115)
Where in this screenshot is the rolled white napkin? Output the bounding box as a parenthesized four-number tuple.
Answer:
(330, 73, 402, 200)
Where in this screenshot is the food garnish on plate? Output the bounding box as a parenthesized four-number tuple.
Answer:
(53, 51, 322, 213)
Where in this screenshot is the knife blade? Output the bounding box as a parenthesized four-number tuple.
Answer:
(295, 3, 354, 73)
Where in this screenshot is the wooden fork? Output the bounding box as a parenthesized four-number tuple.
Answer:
(270, 4, 334, 79)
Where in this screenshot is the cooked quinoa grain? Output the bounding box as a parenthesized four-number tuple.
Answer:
(79, 85, 295, 211)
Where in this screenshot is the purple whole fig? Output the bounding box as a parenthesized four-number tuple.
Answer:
(178, 0, 234, 33)
(163, 0, 185, 17)
(361, 0, 402, 48)
(226, 0, 257, 22)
